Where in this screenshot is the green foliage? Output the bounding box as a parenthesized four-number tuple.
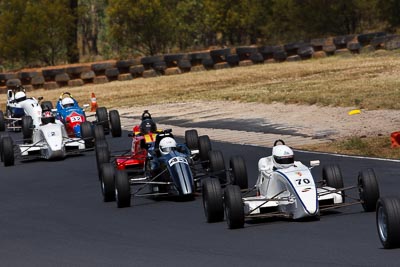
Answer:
(0, 0, 74, 67)
(0, 0, 399, 68)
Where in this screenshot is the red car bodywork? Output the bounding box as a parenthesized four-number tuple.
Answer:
(115, 125, 158, 171)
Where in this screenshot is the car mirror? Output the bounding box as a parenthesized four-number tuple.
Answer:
(310, 160, 320, 167)
(38, 96, 43, 101)
(83, 104, 89, 109)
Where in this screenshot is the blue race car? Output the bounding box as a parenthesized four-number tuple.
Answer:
(55, 92, 122, 138)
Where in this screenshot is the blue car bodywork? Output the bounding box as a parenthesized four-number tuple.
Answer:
(56, 98, 87, 138)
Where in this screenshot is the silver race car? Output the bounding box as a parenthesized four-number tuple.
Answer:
(202, 140, 380, 229)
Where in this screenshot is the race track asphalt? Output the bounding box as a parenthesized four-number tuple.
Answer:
(1, 131, 399, 267)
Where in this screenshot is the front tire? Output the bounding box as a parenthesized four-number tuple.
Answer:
(2, 136, 14, 167)
(96, 107, 109, 134)
(100, 163, 116, 202)
(224, 185, 244, 229)
(185, 129, 198, 150)
(109, 110, 122, 137)
(80, 121, 94, 148)
(198, 135, 212, 168)
(230, 156, 248, 189)
(323, 164, 345, 202)
(94, 124, 105, 142)
(376, 197, 400, 249)
(96, 145, 110, 179)
(358, 168, 380, 212)
(202, 178, 224, 223)
(208, 150, 226, 184)
(22, 116, 33, 143)
(115, 170, 131, 208)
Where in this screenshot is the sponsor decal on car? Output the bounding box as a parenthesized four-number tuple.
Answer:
(168, 157, 188, 167)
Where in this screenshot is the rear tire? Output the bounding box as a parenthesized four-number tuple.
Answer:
(198, 135, 212, 168)
(376, 197, 400, 249)
(109, 110, 122, 137)
(80, 121, 94, 148)
(224, 185, 244, 229)
(209, 150, 226, 184)
(202, 178, 224, 222)
(358, 168, 380, 212)
(100, 163, 116, 202)
(115, 170, 131, 208)
(22, 116, 33, 143)
(96, 107, 109, 134)
(2, 136, 14, 167)
(185, 129, 198, 150)
(230, 156, 248, 189)
(323, 164, 345, 202)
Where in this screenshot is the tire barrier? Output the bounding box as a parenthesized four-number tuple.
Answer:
(0, 32, 399, 91)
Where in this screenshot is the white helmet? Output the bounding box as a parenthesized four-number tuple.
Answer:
(15, 91, 26, 102)
(272, 145, 294, 168)
(61, 97, 74, 108)
(159, 137, 177, 155)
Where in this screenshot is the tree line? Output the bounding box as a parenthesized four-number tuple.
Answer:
(0, 0, 398, 70)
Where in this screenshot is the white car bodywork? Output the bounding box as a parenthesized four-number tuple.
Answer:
(244, 160, 343, 219)
(6, 89, 43, 130)
(18, 122, 86, 160)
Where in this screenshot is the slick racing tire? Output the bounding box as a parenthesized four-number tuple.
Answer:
(22, 116, 33, 143)
(230, 156, 248, 189)
(0, 111, 5, 131)
(2, 136, 14, 167)
(198, 135, 212, 168)
(100, 163, 116, 202)
(0, 133, 9, 162)
(358, 168, 380, 212)
(40, 101, 54, 111)
(109, 110, 122, 137)
(94, 124, 105, 142)
(80, 121, 94, 148)
(185, 129, 198, 150)
(96, 145, 110, 179)
(376, 197, 400, 249)
(115, 170, 131, 208)
(208, 150, 226, 184)
(224, 185, 245, 229)
(202, 178, 224, 223)
(96, 107, 109, 134)
(322, 164, 345, 202)
(95, 139, 109, 152)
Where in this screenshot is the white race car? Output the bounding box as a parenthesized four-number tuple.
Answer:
(376, 197, 400, 249)
(0, 115, 93, 167)
(202, 140, 380, 229)
(0, 86, 50, 131)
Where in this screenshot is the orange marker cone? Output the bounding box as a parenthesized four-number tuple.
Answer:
(90, 92, 98, 112)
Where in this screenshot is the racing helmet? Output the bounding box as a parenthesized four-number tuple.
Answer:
(61, 97, 74, 108)
(41, 110, 55, 124)
(140, 119, 157, 134)
(159, 137, 177, 155)
(15, 91, 26, 102)
(272, 145, 294, 168)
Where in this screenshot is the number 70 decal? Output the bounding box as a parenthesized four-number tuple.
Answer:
(295, 178, 311, 185)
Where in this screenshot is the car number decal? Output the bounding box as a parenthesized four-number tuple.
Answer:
(70, 116, 82, 122)
(168, 157, 188, 166)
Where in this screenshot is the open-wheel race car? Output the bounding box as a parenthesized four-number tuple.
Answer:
(55, 92, 122, 138)
(376, 197, 400, 249)
(202, 139, 380, 229)
(0, 109, 93, 166)
(96, 124, 248, 208)
(0, 86, 45, 132)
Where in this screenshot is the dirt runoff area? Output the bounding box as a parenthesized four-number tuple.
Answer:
(116, 101, 400, 148)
